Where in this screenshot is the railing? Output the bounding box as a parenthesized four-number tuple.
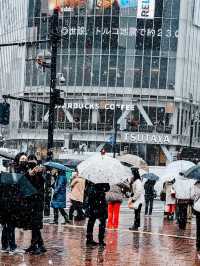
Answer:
(19, 121, 173, 134)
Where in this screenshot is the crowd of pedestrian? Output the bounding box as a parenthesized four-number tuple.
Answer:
(0, 153, 200, 256)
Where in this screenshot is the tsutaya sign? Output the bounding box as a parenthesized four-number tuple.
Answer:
(123, 132, 171, 145)
(137, 0, 155, 19)
(64, 102, 135, 111)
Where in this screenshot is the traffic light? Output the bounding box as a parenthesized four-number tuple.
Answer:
(0, 102, 10, 125)
(53, 89, 64, 106)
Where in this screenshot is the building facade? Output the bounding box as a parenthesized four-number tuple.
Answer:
(2, 0, 200, 165)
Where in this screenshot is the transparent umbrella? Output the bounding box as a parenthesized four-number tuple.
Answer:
(182, 165, 200, 180)
(162, 160, 195, 182)
(77, 154, 132, 184)
(117, 154, 149, 172)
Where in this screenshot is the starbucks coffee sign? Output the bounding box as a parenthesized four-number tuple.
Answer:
(122, 133, 171, 145)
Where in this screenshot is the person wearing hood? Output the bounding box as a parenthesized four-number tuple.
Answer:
(129, 168, 144, 231)
(144, 179, 156, 216)
(174, 173, 194, 230)
(85, 182, 110, 246)
(191, 181, 200, 253)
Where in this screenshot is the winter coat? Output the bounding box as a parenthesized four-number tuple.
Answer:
(163, 182, 176, 205)
(174, 175, 194, 201)
(69, 177, 85, 203)
(191, 182, 200, 213)
(51, 174, 67, 209)
(85, 183, 110, 219)
(144, 180, 156, 200)
(106, 185, 123, 203)
(130, 179, 144, 209)
(0, 165, 40, 228)
(23, 166, 45, 230)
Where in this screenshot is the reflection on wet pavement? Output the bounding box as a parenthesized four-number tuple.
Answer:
(0, 209, 200, 266)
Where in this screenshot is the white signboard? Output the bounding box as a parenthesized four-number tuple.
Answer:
(137, 0, 155, 19)
(64, 103, 135, 111)
(122, 132, 171, 145)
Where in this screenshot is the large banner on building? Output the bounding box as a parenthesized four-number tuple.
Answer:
(137, 0, 155, 19)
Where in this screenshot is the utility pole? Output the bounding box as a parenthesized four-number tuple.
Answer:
(48, 7, 60, 152)
(113, 104, 118, 158)
(44, 7, 60, 216)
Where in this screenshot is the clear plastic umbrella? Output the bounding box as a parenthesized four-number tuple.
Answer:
(77, 154, 132, 184)
(117, 154, 149, 171)
(182, 165, 200, 180)
(162, 160, 195, 182)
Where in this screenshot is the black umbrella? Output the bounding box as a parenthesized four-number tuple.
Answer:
(0, 172, 37, 197)
(142, 173, 160, 181)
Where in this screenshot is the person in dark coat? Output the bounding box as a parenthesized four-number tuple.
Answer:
(24, 154, 46, 255)
(51, 169, 70, 224)
(86, 182, 110, 246)
(144, 180, 156, 215)
(0, 152, 28, 255)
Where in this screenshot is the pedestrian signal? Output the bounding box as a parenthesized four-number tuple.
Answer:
(0, 102, 10, 125)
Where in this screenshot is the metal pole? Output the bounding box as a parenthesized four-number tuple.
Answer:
(44, 7, 59, 216)
(189, 95, 193, 148)
(47, 7, 59, 152)
(113, 104, 118, 158)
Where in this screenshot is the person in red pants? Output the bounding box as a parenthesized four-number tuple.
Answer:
(106, 185, 123, 229)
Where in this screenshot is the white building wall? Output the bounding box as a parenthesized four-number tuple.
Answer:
(175, 0, 200, 104)
(0, 0, 28, 137)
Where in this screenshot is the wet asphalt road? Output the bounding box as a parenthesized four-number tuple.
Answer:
(0, 201, 200, 266)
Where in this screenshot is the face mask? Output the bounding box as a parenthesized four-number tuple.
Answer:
(28, 162, 37, 169)
(19, 161, 27, 167)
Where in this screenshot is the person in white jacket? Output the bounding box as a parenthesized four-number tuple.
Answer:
(191, 181, 200, 253)
(174, 174, 194, 230)
(129, 168, 144, 231)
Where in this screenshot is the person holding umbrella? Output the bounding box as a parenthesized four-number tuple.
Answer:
(129, 168, 144, 231)
(77, 153, 131, 246)
(0, 152, 28, 255)
(85, 182, 110, 246)
(174, 173, 194, 230)
(24, 154, 46, 255)
(183, 165, 200, 253)
(143, 173, 159, 216)
(106, 184, 123, 229)
(192, 180, 200, 253)
(51, 169, 70, 225)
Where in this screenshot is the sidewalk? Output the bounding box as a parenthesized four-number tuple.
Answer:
(0, 205, 199, 266)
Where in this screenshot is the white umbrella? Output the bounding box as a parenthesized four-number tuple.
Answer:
(77, 154, 132, 184)
(117, 154, 149, 171)
(162, 160, 195, 182)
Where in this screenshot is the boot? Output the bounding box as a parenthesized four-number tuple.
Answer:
(25, 245, 36, 253)
(86, 239, 98, 246)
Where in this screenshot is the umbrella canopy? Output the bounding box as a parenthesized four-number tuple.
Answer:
(162, 160, 195, 182)
(64, 159, 81, 169)
(44, 161, 70, 172)
(77, 154, 132, 184)
(0, 172, 37, 197)
(142, 173, 159, 181)
(117, 154, 149, 171)
(182, 165, 200, 180)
